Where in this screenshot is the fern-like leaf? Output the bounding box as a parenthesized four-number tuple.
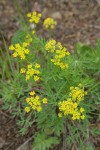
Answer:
(33, 133, 59, 150)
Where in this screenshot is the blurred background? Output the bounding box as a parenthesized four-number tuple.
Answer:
(0, 0, 100, 51)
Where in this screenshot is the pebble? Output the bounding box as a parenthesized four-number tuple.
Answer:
(51, 11, 62, 20)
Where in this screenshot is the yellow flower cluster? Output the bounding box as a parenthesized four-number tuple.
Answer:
(58, 85, 87, 120)
(45, 40, 70, 69)
(45, 39, 56, 53)
(32, 30, 36, 35)
(58, 100, 85, 120)
(27, 11, 42, 24)
(20, 63, 40, 81)
(25, 91, 48, 113)
(43, 18, 57, 29)
(69, 84, 87, 103)
(9, 43, 29, 59)
(25, 34, 33, 44)
(9, 34, 32, 59)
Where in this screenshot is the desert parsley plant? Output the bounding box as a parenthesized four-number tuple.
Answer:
(0, 11, 100, 150)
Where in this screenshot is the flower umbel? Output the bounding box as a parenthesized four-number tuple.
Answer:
(45, 39, 56, 53)
(24, 107, 30, 113)
(58, 99, 85, 120)
(26, 93, 42, 112)
(45, 40, 70, 69)
(43, 18, 57, 29)
(58, 85, 87, 120)
(69, 85, 87, 103)
(42, 98, 48, 104)
(25, 91, 48, 113)
(27, 11, 42, 24)
(9, 43, 30, 59)
(20, 63, 40, 82)
(9, 34, 32, 60)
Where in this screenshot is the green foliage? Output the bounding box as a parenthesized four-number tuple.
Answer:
(0, 11, 100, 150)
(37, 108, 64, 136)
(11, 29, 27, 44)
(33, 133, 59, 150)
(75, 40, 100, 76)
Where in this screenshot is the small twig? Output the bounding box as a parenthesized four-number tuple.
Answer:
(71, 142, 76, 150)
(85, 24, 100, 30)
(96, 0, 100, 5)
(86, 128, 90, 140)
(0, 110, 12, 119)
(5, 143, 14, 150)
(62, 121, 68, 150)
(31, 119, 36, 125)
(16, 135, 34, 150)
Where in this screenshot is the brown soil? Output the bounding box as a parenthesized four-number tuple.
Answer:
(0, 0, 100, 150)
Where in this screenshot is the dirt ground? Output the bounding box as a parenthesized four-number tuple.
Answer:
(0, 0, 100, 150)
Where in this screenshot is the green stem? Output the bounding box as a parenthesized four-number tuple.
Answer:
(89, 112, 99, 116)
(88, 81, 100, 92)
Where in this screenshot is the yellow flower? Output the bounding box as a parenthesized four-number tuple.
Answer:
(26, 75, 30, 80)
(26, 97, 30, 103)
(34, 76, 39, 81)
(22, 42, 28, 47)
(45, 40, 70, 69)
(69, 86, 87, 102)
(27, 13, 31, 17)
(23, 64, 40, 82)
(43, 18, 57, 29)
(34, 70, 40, 75)
(35, 95, 40, 100)
(73, 103, 78, 108)
(42, 98, 48, 104)
(58, 85, 87, 120)
(20, 54, 25, 59)
(27, 64, 32, 69)
(59, 63, 68, 70)
(24, 107, 30, 113)
(29, 91, 35, 96)
(9, 42, 30, 60)
(35, 63, 40, 69)
(81, 115, 85, 120)
(70, 87, 74, 90)
(45, 39, 56, 53)
(37, 106, 42, 112)
(58, 113, 62, 117)
(80, 107, 85, 113)
(12, 52, 18, 58)
(20, 68, 26, 73)
(27, 11, 42, 24)
(72, 112, 81, 120)
(25, 35, 32, 44)
(58, 99, 75, 116)
(25, 93, 42, 113)
(32, 30, 36, 35)
(9, 45, 15, 50)
(72, 116, 76, 120)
